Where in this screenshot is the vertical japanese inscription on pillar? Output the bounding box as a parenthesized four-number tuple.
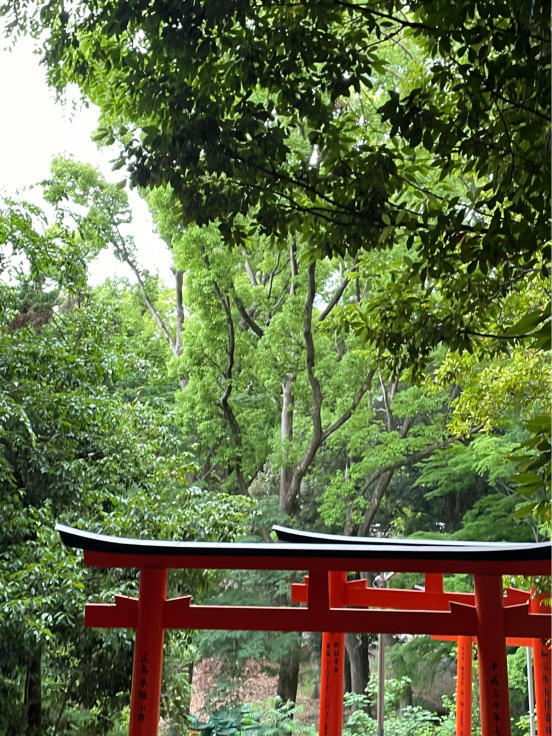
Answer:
(455, 637, 473, 736)
(322, 640, 331, 735)
(490, 661, 501, 735)
(543, 645, 552, 735)
(333, 641, 340, 674)
(137, 653, 149, 722)
(458, 658, 466, 730)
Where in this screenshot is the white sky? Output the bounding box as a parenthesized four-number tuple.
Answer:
(0, 35, 173, 285)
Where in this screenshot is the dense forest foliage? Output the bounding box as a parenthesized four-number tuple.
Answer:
(0, 0, 549, 733)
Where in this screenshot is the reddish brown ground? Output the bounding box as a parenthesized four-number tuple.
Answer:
(190, 658, 318, 723)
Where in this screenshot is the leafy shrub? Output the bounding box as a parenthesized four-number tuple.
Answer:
(186, 682, 457, 736)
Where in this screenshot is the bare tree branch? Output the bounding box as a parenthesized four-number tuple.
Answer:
(213, 283, 247, 495)
(280, 262, 373, 513)
(234, 294, 264, 337)
(321, 370, 374, 442)
(110, 231, 180, 352)
(243, 254, 258, 286)
(318, 256, 358, 322)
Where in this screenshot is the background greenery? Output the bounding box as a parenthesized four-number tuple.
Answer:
(0, 0, 549, 732)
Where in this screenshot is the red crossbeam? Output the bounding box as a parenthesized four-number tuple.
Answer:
(291, 577, 530, 610)
(83, 549, 550, 576)
(85, 594, 551, 639)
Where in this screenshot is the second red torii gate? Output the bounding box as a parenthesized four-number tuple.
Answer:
(288, 566, 549, 735)
(56, 524, 551, 736)
(274, 525, 552, 736)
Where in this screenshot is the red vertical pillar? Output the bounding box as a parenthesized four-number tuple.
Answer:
(474, 574, 511, 736)
(129, 568, 168, 736)
(456, 636, 473, 736)
(319, 571, 346, 736)
(531, 595, 551, 736)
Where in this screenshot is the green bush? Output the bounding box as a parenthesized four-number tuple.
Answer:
(186, 681, 457, 736)
(343, 686, 455, 736)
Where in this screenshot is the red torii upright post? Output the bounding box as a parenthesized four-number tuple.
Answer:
(474, 573, 511, 732)
(456, 635, 473, 736)
(56, 524, 551, 736)
(319, 571, 346, 736)
(129, 569, 168, 733)
(532, 594, 552, 736)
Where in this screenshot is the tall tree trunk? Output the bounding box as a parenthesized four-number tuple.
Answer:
(280, 262, 373, 515)
(277, 647, 301, 706)
(214, 287, 247, 494)
(279, 245, 298, 513)
(279, 373, 294, 512)
(24, 649, 41, 736)
(345, 633, 370, 697)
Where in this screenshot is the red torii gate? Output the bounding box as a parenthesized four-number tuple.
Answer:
(290, 571, 545, 733)
(274, 525, 552, 736)
(56, 524, 551, 736)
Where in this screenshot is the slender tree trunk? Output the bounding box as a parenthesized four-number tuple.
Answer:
(358, 470, 394, 535)
(289, 241, 298, 294)
(279, 246, 299, 513)
(113, 236, 180, 353)
(24, 649, 41, 736)
(343, 457, 356, 535)
(187, 662, 194, 715)
(52, 671, 78, 734)
(214, 287, 247, 494)
(279, 373, 294, 512)
(174, 270, 189, 388)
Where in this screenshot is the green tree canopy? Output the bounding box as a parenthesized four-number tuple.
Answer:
(2, 0, 549, 363)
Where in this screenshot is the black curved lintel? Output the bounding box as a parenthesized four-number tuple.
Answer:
(271, 525, 540, 549)
(55, 524, 552, 563)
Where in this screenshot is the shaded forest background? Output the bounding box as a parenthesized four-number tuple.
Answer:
(0, 0, 549, 733)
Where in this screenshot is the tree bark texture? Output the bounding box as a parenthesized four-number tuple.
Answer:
(346, 632, 371, 697)
(214, 285, 247, 494)
(277, 648, 301, 706)
(279, 373, 295, 512)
